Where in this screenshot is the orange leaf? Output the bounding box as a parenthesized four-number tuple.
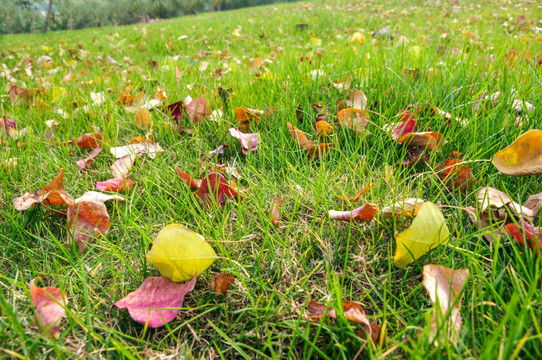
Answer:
(338, 183, 374, 201)
(211, 273, 236, 294)
(397, 131, 445, 151)
(270, 196, 285, 227)
(328, 203, 378, 222)
(315, 120, 333, 138)
(437, 154, 476, 191)
(175, 166, 201, 188)
(492, 129, 542, 176)
(13, 169, 74, 210)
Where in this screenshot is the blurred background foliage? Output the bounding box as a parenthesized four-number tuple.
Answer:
(0, 0, 300, 34)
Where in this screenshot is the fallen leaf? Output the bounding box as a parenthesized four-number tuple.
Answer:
(211, 273, 236, 294)
(67, 201, 110, 253)
(66, 131, 102, 149)
(524, 192, 542, 215)
(146, 224, 217, 282)
(76, 147, 102, 169)
(205, 144, 229, 160)
(115, 275, 196, 328)
(29, 277, 68, 339)
(382, 198, 425, 219)
(175, 166, 201, 188)
(397, 131, 445, 151)
(422, 265, 469, 346)
(328, 203, 378, 222)
(308, 301, 370, 327)
(287, 122, 332, 159)
(492, 129, 542, 176)
(338, 183, 374, 201)
(111, 154, 136, 179)
(315, 120, 333, 138)
(96, 178, 133, 192)
(229, 128, 260, 154)
(393, 202, 449, 267)
(13, 169, 74, 210)
(8, 85, 37, 104)
(437, 153, 476, 191)
(336, 108, 369, 134)
(505, 221, 542, 254)
(477, 187, 534, 220)
(110, 142, 163, 159)
(195, 173, 238, 206)
(166, 100, 185, 123)
(1, 115, 17, 135)
(287, 122, 310, 148)
(186, 97, 210, 124)
(270, 196, 285, 227)
(347, 89, 367, 110)
(134, 108, 152, 129)
(74, 191, 124, 203)
(391, 111, 416, 140)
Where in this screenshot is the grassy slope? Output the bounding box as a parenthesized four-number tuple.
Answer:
(1, 0, 542, 358)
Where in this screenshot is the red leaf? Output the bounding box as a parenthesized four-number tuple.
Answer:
(29, 277, 67, 338)
(175, 166, 201, 188)
(167, 100, 185, 123)
(195, 173, 237, 206)
(67, 201, 110, 253)
(505, 221, 542, 254)
(115, 275, 197, 328)
(391, 111, 416, 140)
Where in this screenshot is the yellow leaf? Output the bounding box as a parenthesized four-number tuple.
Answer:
(492, 129, 542, 176)
(393, 202, 449, 267)
(52, 87, 67, 103)
(146, 224, 217, 282)
(134, 108, 152, 129)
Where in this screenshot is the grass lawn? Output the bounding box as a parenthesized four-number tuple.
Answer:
(1, 0, 542, 358)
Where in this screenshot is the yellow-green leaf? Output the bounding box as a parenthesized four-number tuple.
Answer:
(146, 224, 217, 282)
(393, 202, 449, 268)
(52, 87, 67, 103)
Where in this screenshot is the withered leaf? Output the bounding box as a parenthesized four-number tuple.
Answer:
(328, 203, 378, 222)
(111, 154, 136, 179)
(308, 300, 370, 328)
(270, 196, 285, 227)
(186, 97, 210, 124)
(69, 132, 102, 149)
(397, 131, 445, 152)
(437, 153, 476, 191)
(115, 275, 197, 328)
(29, 277, 68, 339)
(175, 166, 202, 188)
(96, 178, 134, 192)
(13, 169, 74, 210)
(423, 265, 469, 346)
(211, 273, 236, 294)
(67, 200, 110, 253)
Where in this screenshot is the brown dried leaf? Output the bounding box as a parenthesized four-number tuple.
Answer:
(397, 131, 445, 151)
(134, 108, 152, 129)
(270, 196, 285, 227)
(29, 277, 68, 339)
(437, 154, 476, 191)
(211, 273, 236, 294)
(175, 166, 201, 188)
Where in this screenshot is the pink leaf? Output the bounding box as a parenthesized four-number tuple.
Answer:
(391, 111, 416, 140)
(228, 128, 261, 154)
(115, 275, 197, 328)
(29, 278, 68, 339)
(186, 97, 210, 124)
(76, 147, 102, 169)
(328, 203, 378, 222)
(1, 115, 17, 134)
(96, 178, 133, 192)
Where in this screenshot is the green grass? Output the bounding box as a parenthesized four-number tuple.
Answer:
(1, 0, 542, 358)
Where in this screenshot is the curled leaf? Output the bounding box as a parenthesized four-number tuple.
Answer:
(195, 173, 237, 206)
(67, 201, 110, 253)
(13, 169, 74, 210)
(96, 178, 133, 192)
(397, 131, 445, 151)
(115, 275, 197, 328)
(328, 203, 378, 222)
(505, 221, 542, 254)
(211, 273, 236, 294)
(315, 120, 333, 138)
(270, 196, 285, 227)
(74, 191, 124, 204)
(337, 108, 369, 134)
(229, 128, 261, 154)
(492, 129, 542, 176)
(146, 224, 217, 282)
(175, 166, 201, 188)
(422, 265, 469, 346)
(111, 154, 136, 179)
(382, 198, 425, 219)
(29, 277, 68, 339)
(393, 202, 449, 267)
